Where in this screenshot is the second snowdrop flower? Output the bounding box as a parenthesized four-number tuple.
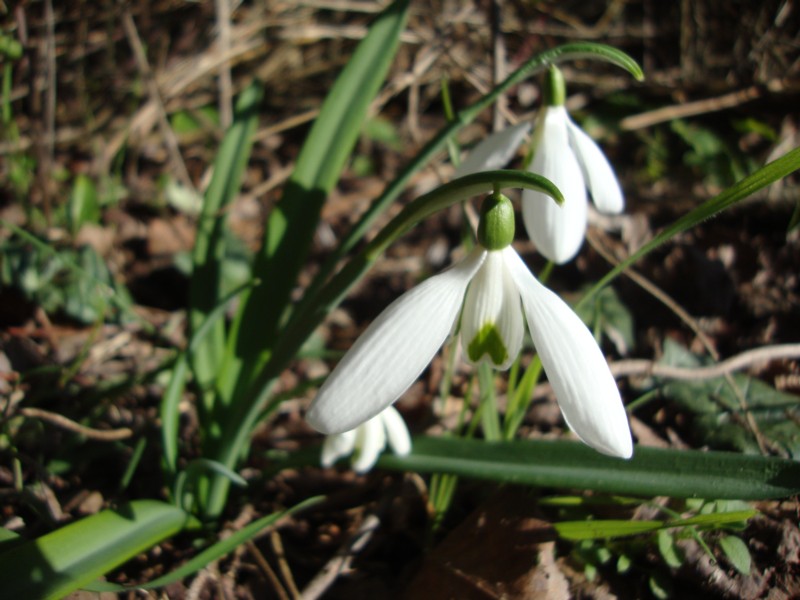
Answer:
(307, 192, 632, 459)
(456, 66, 625, 264)
(321, 406, 411, 473)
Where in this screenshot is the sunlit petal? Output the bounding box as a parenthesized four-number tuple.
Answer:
(504, 248, 633, 458)
(453, 122, 532, 178)
(565, 117, 624, 214)
(521, 107, 588, 264)
(381, 406, 412, 456)
(352, 416, 387, 473)
(320, 430, 357, 468)
(461, 251, 524, 369)
(306, 247, 487, 434)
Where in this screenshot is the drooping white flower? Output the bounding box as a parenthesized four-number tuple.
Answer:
(321, 406, 411, 473)
(456, 66, 624, 264)
(307, 193, 633, 459)
(522, 103, 623, 263)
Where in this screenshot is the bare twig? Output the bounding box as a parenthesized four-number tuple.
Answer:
(610, 344, 800, 380)
(18, 407, 133, 441)
(300, 514, 380, 600)
(529, 344, 800, 401)
(491, 0, 507, 132)
(120, 7, 196, 192)
(246, 540, 292, 600)
(271, 530, 302, 599)
(587, 230, 779, 453)
(215, 0, 234, 129)
(620, 86, 762, 131)
(587, 229, 719, 358)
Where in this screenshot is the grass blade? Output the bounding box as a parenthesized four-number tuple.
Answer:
(377, 437, 800, 500)
(201, 0, 410, 520)
(222, 0, 410, 400)
(189, 81, 263, 390)
(82, 496, 322, 593)
(0, 500, 188, 600)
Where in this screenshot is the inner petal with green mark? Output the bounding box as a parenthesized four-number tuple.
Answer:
(467, 322, 509, 366)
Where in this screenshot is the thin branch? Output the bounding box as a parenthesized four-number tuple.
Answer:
(620, 86, 762, 131)
(300, 514, 380, 600)
(610, 344, 800, 381)
(18, 407, 133, 441)
(120, 7, 196, 192)
(215, 0, 234, 129)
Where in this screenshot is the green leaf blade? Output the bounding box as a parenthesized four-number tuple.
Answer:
(0, 500, 188, 600)
(377, 437, 800, 499)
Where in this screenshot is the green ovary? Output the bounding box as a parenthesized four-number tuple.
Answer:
(467, 322, 508, 365)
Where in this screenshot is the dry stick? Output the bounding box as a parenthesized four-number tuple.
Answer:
(40, 0, 56, 220)
(300, 514, 380, 600)
(587, 230, 771, 453)
(619, 86, 762, 131)
(491, 0, 507, 133)
(587, 230, 719, 358)
(246, 541, 292, 600)
(120, 7, 196, 192)
(610, 344, 800, 380)
(18, 407, 133, 441)
(215, 0, 234, 129)
(530, 343, 800, 401)
(270, 530, 302, 600)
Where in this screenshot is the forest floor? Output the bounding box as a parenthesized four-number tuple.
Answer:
(1, 1, 799, 598)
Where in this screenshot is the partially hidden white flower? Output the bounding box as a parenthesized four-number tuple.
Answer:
(321, 406, 411, 473)
(454, 70, 624, 264)
(522, 104, 624, 263)
(307, 198, 633, 458)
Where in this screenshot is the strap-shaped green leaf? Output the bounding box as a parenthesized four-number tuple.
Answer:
(189, 81, 264, 390)
(377, 437, 800, 500)
(81, 496, 322, 593)
(200, 0, 410, 520)
(0, 500, 188, 600)
(221, 0, 410, 402)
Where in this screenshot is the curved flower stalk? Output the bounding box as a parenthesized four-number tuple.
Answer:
(321, 406, 411, 473)
(307, 192, 633, 459)
(455, 65, 624, 264)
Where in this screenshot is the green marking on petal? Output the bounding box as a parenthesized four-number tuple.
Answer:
(467, 322, 508, 366)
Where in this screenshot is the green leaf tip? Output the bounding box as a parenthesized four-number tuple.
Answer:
(547, 42, 644, 82)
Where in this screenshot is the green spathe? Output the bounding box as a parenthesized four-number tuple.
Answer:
(477, 192, 515, 250)
(544, 65, 566, 107)
(467, 322, 509, 365)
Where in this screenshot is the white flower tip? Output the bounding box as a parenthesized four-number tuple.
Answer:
(593, 428, 634, 459)
(565, 117, 625, 215)
(305, 400, 344, 435)
(382, 406, 412, 456)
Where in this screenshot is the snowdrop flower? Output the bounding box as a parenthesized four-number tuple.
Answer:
(307, 192, 632, 459)
(321, 406, 411, 473)
(456, 66, 624, 264)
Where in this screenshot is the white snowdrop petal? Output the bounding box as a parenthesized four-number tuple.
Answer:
(461, 251, 524, 370)
(306, 247, 487, 435)
(504, 248, 633, 458)
(352, 416, 387, 473)
(453, 122, 532, 178)
(321, 430, 357, 467)
(521, 107, 588, 264)
(566, 117, 624, 214)
(381, 406, 412, 456)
